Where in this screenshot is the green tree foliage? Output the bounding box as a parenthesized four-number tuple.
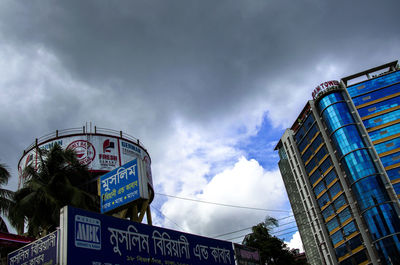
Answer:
(0, 163, 14, 233)
(242, 217, 308, 265)
(10, 144, 97, 237)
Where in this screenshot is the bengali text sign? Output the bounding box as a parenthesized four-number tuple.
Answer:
(8, 230, 58, 265)
(100, 159, 140, 213)
(65, 206, 235, 265)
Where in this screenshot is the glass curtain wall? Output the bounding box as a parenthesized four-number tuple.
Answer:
(318, 91, 400, 265)
(294, 111, 355, 264)
(347, 71, 400, 200)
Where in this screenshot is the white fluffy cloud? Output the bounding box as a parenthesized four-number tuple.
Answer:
(158, 154, 290, 239)
(286, 231, 304, 253)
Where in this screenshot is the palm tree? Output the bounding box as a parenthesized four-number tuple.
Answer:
(0, 163, 14, 233)
(10, 144, 97, 237)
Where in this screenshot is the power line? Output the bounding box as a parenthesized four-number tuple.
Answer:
(225, 233, 250, 241)
(274, 229, 299, 238)
(150, 204, 295, 242)
(151, 203, 297, 241)
(273, 220, 296, 227)
(156, 193, 292, 213)
(152, 193, 304, 242)
(212, 215, 295, 238)
(150, 205, 186, 232)
(272, 226, 298, 234)
(224, 227, 299, 242)
(216, 220, 311, 242)
(213, 227, 252, 238)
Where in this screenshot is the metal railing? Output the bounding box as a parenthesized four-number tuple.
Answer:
(23, 126, 146, 155)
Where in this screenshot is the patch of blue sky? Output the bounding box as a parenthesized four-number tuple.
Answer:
(236, 115, 285, 171)
(190, 149, 244, 182)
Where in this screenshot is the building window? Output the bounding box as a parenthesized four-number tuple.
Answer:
(348, 235, 362, 250)
(358, 95, 400, 117)
(353, 250, 368, 264)
(325, 170, 337, 186)
(342, 149, 377, 184)
(339, 257, 353, 265)
(327, 217, 339, 233)
(333, 194, 347, 211)
(392, 155, 400, 161)
(374, 138, 400, 154)
(314, 181, 326, 197)
(386, 142, 395, 147)
(370, 123, 400, 141)
(342, 221, 357, 237)
(318, 193, 330, 208)
(393, 182, 400, 194)
(322, 205, 334, 220)
(386, 168, 400, 181)
(352, 81, 400, 107)
(328, 182, 341, 199)
(331, 230, 343, 245)
(335, 243, 348, 258)
(319, 158, 332, 174)
(352, 175, 390, 210)
(363, 108, 400, 129)
(338, 207, 352, 224)
(380, 130, 388, 135)
(310, 170, 322, 186)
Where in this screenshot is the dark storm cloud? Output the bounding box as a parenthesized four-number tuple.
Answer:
(2, 0, 399, 124)
(1, 0, 399, 187)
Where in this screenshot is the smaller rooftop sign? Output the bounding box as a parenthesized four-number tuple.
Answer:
(312, 80, 340, 99)
(100, 159, 140, 213)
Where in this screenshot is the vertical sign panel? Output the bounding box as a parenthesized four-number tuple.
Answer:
(100, 159, 140, 213)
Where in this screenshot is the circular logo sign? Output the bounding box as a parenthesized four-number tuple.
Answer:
(67, 140, 96, 165)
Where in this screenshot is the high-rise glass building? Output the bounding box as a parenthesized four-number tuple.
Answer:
(275, 61, 400, 265)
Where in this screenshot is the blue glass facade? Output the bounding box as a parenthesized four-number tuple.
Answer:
(358, 96, 400, 117)
(276, 63, 400, 265)
(349, 70, 400, 192)
(293, 110, 362, 263)
(374, 138, 400, 155)
(380, 151, 400, 167)
(368, 122, 400, 142)
(318, 87, 400, 265)
(363, 108, 400, 129)
(347, 71, 400, 98)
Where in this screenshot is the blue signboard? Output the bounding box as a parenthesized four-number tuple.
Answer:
(62, 206, 235, 265)
(100, 159, 140, 213)
(8, 230, 58, 265)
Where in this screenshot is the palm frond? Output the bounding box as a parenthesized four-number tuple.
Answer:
(11, 144, 98, 236)
(0, 163, 10, 185)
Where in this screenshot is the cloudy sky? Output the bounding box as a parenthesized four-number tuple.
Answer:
(1, 0, 399, 251)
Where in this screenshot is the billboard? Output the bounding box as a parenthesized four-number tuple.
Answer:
(234, 244, 261, 265)
(18, 134, 153, 190)
(60, 206, 235, 265)
(8, 230, 58, 265)
(100, 159, 141, 213)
